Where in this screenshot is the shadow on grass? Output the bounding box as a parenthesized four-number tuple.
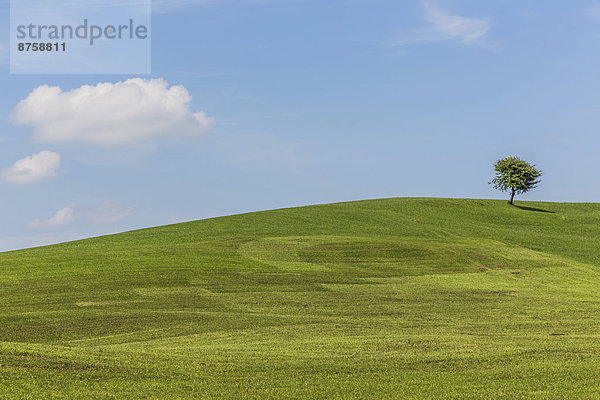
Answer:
(514, 205, 555, 214)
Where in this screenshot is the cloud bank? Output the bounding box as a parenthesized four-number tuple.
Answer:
(30, 205, 75, 228)
(0, 151, 61, 185)
(13, 78, 215, 147)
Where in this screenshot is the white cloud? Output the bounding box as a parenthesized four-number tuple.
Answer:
(0, 150, 61, 185)
(394, 1, 491, 46)
(13, 78, 215, 147)
(30, 205, 76, 229)
(87, 202, 136, 225)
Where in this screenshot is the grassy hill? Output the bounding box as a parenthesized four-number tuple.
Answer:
(2, 198, 600, 399)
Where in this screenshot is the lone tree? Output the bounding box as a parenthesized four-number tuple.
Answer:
(490, 157, 542, 205)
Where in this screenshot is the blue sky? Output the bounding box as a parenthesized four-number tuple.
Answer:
(1, 0, 600, 250)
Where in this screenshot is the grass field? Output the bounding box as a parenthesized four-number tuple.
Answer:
(2, 198, 600, 399)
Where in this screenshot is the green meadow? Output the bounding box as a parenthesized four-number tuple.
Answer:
(2, 198, 600, 399)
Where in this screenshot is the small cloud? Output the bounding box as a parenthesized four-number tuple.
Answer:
(0, 150, 61, 185)
(30, 205, 76, 229)
(393, 1, 492, 46)
(13, 78, 215, 147)
(87, 202, 136, 225)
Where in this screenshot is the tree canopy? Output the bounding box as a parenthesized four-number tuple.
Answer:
(490, 157, 542, 205)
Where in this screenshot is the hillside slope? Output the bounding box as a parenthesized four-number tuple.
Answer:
(2, 198, 600, 399)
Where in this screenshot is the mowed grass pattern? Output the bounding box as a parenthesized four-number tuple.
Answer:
(2, 198, 600, 398)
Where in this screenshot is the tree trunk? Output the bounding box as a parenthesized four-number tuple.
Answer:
(509, 189, 515, 205)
